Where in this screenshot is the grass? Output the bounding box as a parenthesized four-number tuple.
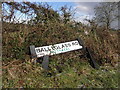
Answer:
(2, 57, 118, 88)
(2, 23, 119, 88)
(2, 2, 119, 88)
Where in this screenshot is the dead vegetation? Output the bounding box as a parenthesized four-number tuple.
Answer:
(2, 2, 119, 88)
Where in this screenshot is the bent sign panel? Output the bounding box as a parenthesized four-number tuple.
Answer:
(35, 40, 82, 57)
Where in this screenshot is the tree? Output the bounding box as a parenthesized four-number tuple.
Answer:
(2, 2, 60, 24)
(60, 5, 75, 24)
(94, 2, 118, 29)
(85, 18, 98, 32)
(29, 3, 60, 25)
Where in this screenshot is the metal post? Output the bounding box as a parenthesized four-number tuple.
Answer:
(30, 45, 37, 63)
(77, 38, 99, 69)
(77, 38, 87, 55)
(86, 47, 99, 69)
(42, 55, 49, 70)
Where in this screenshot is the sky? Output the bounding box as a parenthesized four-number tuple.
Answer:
(12, 2, 99, 24)
(13, 0, 119, 2)
(3, 1, 118, 29)
(46, 2, 99, 23)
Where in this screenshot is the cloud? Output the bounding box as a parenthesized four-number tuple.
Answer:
(74, 14, 93, 24)
(74, 2, 99, 23)
(74, 2, 99, 15)
(76, 5, 89, 11)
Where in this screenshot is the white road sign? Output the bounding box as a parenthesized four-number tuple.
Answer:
(35, 40, 82, 57)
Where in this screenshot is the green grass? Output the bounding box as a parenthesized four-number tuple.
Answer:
(2, 59, 118, 88)
(2, 3, 119, 88)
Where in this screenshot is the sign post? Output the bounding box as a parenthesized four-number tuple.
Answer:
(30, 45, 37, 59)
(42, 55, 49, 70)
(29, 38, 99, 70)
(77, 38, 99, 69)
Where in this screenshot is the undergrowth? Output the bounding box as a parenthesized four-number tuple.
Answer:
(2, 22, 119, 88)
(2, 2, 119, 88)
(2, 58, 118, 88)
